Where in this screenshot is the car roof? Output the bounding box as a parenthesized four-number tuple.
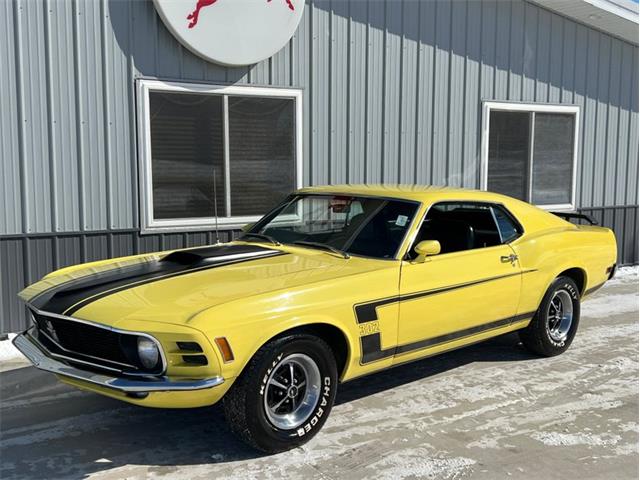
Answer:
(296, 184, 572, 232)
(297, 184, 513, 204)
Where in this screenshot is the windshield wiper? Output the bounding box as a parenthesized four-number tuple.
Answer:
(240, 232, 281, 246)
(292, 241, 350, 259)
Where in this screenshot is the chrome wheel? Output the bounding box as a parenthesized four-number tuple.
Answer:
(546, 290, 574, 343)
(263, 353, 321, 430)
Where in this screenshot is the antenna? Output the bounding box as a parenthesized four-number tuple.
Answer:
(212, 165, 221, 245)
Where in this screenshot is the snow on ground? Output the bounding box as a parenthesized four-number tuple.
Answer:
(0, 267, 637, 367)
(0, 333, 20, 363)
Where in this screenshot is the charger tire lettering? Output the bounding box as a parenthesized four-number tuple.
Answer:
(296, 376, 332, 437)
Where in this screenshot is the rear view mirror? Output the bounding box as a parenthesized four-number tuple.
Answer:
(413, 240, 441, 262)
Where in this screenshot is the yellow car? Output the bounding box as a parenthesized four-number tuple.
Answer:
(13, 185, 617, 452)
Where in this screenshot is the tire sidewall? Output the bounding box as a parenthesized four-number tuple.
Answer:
(540, 277, 581, 352)
(246, 336, 337, 450)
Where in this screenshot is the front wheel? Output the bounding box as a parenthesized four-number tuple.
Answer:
(519, 276, 581, 357)
(222, 334, 338, 453)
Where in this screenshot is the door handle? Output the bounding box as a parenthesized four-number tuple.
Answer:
(500, 254, 518, 263)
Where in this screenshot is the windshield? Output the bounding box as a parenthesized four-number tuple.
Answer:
(245, 194, 419, 259)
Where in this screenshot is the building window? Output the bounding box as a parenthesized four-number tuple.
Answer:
(137, 80, 302, 232)
(481, 102, 580, 210)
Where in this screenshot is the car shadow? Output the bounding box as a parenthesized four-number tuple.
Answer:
(1, 332, 537, 479)
(335, 332, 537, 405)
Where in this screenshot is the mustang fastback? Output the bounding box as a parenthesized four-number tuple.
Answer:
(13, 185, 617, 452)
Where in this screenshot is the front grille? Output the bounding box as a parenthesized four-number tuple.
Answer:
(30, 310, 162, 375)
(33, 313, 129, 364)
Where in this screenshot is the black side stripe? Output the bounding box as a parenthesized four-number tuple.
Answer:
(359, 311, 535, 364)
(29, 245, 286, 315)
(354, 270, 536, 324)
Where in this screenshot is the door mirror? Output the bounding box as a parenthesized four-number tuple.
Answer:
(413, 240, 441, 262)
(240, 223, 254, 233)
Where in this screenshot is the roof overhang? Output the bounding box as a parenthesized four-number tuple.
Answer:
(528, 0, 638, 45)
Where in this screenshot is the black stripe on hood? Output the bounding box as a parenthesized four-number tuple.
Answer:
(29, 244, 285, 316)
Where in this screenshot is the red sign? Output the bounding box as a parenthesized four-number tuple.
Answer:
(188, 0, 295, 29)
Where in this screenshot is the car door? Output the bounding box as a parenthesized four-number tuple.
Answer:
(393, 202, 522, 365)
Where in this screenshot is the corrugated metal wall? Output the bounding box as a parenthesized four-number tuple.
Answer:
(1, 0, 638, 332)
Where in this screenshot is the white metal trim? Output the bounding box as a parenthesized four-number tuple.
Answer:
(222, 95, 231, 217)
(136, 79, 304, 234)
(480, 101, 580, 211)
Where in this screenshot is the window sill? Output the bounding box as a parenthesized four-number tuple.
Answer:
(537, 203, 576, 212)
(141, 216, 261, 235)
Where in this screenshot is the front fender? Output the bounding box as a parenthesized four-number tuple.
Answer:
(190, 304, 359, 384)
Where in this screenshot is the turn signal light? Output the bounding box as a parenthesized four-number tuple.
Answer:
(214, 337, 235, 363)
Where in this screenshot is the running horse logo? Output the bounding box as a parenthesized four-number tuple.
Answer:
(187, 0, 295, 29)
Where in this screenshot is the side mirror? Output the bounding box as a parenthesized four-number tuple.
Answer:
(413, 240, 441, 263)
(240, 223, 254, 233)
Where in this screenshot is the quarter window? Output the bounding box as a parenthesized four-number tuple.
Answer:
(482, 102, 579, 210)
(491, 206, 520, 243)
(138, 80, 302, 232)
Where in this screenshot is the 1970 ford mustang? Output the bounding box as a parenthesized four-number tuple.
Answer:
(14, 185, 617, 452)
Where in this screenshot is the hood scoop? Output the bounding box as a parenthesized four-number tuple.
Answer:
(161, 244, 282, 266)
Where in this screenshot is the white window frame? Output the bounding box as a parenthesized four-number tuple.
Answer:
(136, 79, 303, 233)
(480, 101, 580, 211)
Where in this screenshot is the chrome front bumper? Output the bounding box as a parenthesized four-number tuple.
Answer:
(13, 330, 225, 393)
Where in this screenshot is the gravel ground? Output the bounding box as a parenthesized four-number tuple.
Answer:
(1, 268, 637, 480)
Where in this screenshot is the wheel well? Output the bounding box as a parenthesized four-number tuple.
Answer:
(275, 324, 349, 377)
(558, 267, 586, 295)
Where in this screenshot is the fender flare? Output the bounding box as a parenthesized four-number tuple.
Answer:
(234, 317, 357, 381)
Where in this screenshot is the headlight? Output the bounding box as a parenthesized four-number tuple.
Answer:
(137, 337, 160, 370)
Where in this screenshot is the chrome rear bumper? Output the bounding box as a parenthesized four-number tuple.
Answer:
(13, 330, 224, 393)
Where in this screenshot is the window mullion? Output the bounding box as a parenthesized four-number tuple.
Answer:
(223, 95, 231, 217)
(527, 111, 536, 203)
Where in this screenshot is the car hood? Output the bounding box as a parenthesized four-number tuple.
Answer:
(21, 242, 385, 328)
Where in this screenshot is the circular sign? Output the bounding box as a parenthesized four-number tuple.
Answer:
(153, 0, 304, 67)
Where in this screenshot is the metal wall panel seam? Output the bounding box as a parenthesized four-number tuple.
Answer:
(345, 2, 351, 183)
(327, 1, 332, 184)
(458, 0, 468, 186)
(127, 0, 139, 229)
(12, 0, 29, 234)
(362, 0, 369, 183)
(607, 41, 623, 207)
(0, 1, 20, 234)
(43, 0, 58, 234)
(71, 0, 85, 233)
(99, 0, 114, 232)
(412, 0, 422, 184)
(307, 1, 313, 186)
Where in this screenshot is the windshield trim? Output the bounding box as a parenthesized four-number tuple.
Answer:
(247, 193, 423, 261)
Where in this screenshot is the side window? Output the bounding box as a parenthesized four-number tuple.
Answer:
(491, 206, 521, 243)
(347, 201, 418, 259)
(410, 202, 514, 258)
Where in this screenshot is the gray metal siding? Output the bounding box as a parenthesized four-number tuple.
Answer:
(0, 0, 638, 333)
(1, 0, 638, 235)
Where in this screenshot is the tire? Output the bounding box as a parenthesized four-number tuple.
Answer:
(519, 276, 581, 357)
(222, 334, 338, 453)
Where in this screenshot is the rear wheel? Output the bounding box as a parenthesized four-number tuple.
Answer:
(223, 334, 337, 453)
(519, 276, 580, 357)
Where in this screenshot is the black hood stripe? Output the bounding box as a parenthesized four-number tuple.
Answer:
(29, 244, 286, 316)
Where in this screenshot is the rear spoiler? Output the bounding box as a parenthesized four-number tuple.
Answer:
(551, 211, 598, 226)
